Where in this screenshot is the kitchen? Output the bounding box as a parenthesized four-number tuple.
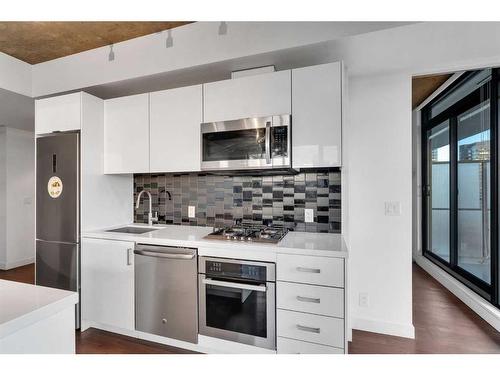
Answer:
(1, 5, 500, 373)
(32, 59, 347, 354)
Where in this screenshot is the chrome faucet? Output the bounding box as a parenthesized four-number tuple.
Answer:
(135, 190, 158, 226)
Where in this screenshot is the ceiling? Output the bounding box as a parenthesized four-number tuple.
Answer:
(0, 22, 192, 64)
(412, 73, 453, 109)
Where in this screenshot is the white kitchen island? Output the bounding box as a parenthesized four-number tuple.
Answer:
(0, 279, 78, 354)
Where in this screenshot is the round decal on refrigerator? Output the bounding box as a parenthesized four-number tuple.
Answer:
(47, 176, 63, 198)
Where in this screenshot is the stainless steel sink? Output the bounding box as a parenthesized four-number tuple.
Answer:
(106, 226, 159, 234)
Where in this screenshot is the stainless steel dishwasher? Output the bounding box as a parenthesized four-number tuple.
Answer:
(134, 244, 198, 343)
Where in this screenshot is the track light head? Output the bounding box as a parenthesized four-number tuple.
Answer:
(108, 44, 115, 61)
(166, 30, 173, 48)
(218, 21, 227, 36)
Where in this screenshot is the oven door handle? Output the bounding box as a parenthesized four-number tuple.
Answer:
(202, 278, 267, 292)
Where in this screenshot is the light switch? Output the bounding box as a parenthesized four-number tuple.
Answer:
(188, 205, 196, 218)
(305, 208, 314, 223)
(385, 201, 401, 216)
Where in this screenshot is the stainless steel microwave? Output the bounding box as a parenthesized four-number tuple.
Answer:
(200, 114, 291, 171)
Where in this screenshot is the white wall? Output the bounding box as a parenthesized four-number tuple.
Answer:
(0, 52, 32, 97)
(0, 88, 35, 131)
(0, 128, 6, 268)
(346, 73, 414, 338)
(339, 22, 500, 338)
(0, 127, 35, 269)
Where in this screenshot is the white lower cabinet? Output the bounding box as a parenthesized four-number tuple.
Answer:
(277, 253, 344, 287)
(277, 281, 344, 318)
(81, 238, 135, 331)
(277, 310, 344, 348)
(276, 254, 346, 354)
(277, 337, 344, 354)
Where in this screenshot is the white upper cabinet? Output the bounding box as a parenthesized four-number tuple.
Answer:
(150, 85, 203, 173)
(203, 70, 291, 122)
(292, 62, 343, 168)
(104, 93, 149, 174)
(35, 92, 82, 135)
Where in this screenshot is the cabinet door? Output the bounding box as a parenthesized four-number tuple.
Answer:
(150, 85, 202, 173)
(104, 93, 149, 174)
(81, 238, 135, 331)
(203, 70, 291, 122)
(35, 92, 81, 135)
(292, 62, 342, 168)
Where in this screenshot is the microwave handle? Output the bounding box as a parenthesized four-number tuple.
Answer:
(265, 121, 271, 164)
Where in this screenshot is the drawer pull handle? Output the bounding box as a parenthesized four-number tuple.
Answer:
(296, 266, 321, 273)
(296, 324, 321, 334)
(296, 296, 321, 304)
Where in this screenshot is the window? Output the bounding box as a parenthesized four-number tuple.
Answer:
(422, 69, 498, 305)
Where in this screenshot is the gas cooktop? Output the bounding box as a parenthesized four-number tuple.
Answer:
(204, 225, 288, 244)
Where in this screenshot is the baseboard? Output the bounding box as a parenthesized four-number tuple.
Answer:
(352, 317, 415, 339)
(0, 257, 34, 270)
(414, 255, 500, 332)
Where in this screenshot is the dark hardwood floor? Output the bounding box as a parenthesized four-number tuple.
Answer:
(77, 328, 197, 354)
(348, 263, 500, 354)
(2, 262, 499, 353)
(0, 263, 34, 284)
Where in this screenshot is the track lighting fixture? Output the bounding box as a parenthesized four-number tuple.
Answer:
(108, 44, 115, 61)
(166, 30, 173, 48)
(218, 21, 227, 36)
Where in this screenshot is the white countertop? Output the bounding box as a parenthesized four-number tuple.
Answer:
(83, 223, 348, 259)
(0, 280, 78, 339)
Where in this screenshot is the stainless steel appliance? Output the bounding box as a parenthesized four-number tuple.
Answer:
(201, 114, 291, 171)
(36, 132, 80, 327)
(134, 244, 198, 343)
(198, 257, 276, 350)
(204, 225, 288, 244)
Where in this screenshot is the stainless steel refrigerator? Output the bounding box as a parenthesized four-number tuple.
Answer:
(36, 132, 80, 328)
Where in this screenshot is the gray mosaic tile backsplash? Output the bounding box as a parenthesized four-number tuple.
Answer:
(134, 170, 341, 233)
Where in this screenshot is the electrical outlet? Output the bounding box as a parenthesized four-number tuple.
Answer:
(359, 293, 369, 307)
(384, 201, 401, 216)
(304, 208, 314, 223)
(188, 205, 196, 218)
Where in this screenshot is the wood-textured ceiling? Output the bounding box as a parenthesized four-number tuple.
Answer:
(412, 73, 453, 109)
(0, 22, 193, 64)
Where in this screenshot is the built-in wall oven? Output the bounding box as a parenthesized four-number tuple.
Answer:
(198, 257, 276, 350)
(200, 114, 291, 171)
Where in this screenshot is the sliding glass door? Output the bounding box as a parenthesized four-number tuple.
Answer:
(457, 101, 491, 284)
(422, 68, 498, 304)
(426, 120, 451, 263)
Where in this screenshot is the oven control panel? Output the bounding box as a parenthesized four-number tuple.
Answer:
(205, 260, 269, 282)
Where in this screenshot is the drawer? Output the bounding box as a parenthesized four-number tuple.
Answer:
(277, 337, 344, 354)
(277, 309, 344, 348)
(277, 281, 344, 318)
(277, 254, 344, 287)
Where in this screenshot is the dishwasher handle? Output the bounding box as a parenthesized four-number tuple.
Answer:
(134, 249, 196, 260)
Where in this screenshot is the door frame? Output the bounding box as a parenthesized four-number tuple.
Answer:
(421, 68, 499, 306)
